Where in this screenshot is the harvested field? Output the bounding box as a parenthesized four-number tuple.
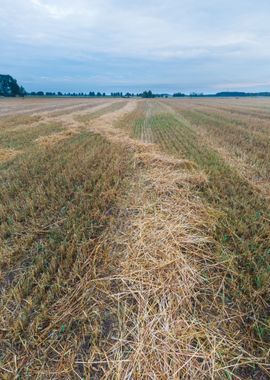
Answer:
(0, 97, 269, 379)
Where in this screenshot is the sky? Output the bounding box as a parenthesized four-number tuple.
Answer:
(1, 0, 270, 93)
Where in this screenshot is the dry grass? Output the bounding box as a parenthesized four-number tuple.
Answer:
(92, 152, 220, 379)
(0, 148, 20, 163)
(35, 128, 80, 146)
(78, 102, 269, 379)
(113, 100, 270, 379)
(24, 134, 224, 378)
(76, 101, 128, 123)
(0, 98, 269, 379)
(0, 130, 133, 379)
(0, 114, 42, 130)
(0, 97, 113, 117)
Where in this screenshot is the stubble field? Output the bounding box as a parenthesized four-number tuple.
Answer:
(0, 97, 269, 379)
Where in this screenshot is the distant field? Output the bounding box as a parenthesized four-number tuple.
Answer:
(0, 97, 269, 379)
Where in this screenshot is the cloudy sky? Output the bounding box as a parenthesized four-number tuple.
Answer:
(1, 0, 270, 93)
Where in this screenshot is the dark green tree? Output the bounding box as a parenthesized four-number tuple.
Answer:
(141, 90, 154, 98)
(0, 74, 26, 97)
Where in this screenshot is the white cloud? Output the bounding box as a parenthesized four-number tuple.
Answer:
(1, 0, 270, 91)
(1, 0, 267, 59)
(30, 0, 74, 19)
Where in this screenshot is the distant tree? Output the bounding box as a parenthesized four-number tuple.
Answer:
(111, 92, 123, 97)
(97, 92, 102, 97)
(57, 91, 63, 96)
(213, 91, 270, 97)
(36, 91, 44, 96)
(20, 86, 27, 97)
(173, 92, 185, 97)
(0, 74, 26, 97)
(141, 90, 154, 98)
(190, 92, 204, 97)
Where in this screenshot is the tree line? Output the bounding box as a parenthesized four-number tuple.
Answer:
(28, 90, 169, 98)
(2, 75, 270, 98)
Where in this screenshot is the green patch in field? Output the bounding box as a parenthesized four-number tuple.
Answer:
(0, 122, 64, 150)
